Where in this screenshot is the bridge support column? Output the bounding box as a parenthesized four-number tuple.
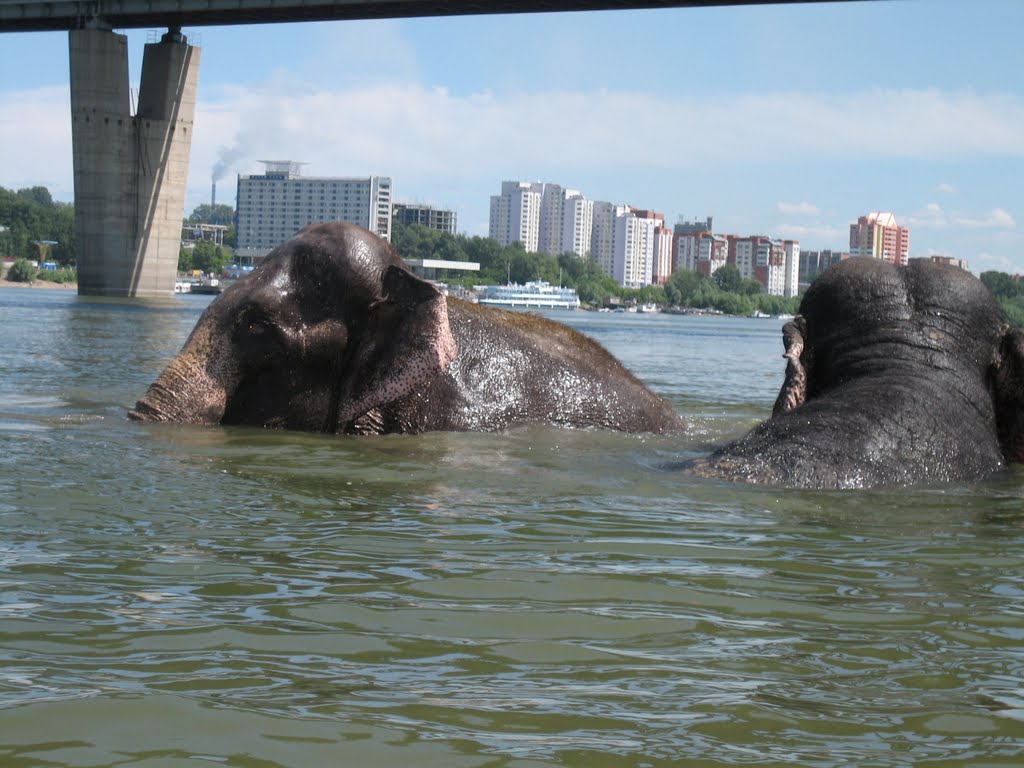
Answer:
(69, 27, 200, 297)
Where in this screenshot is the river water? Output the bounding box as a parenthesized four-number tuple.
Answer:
(1, 287, 1022, 767)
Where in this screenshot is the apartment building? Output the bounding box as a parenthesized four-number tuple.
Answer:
(484, 182, 806, 293)
(591, 200, 628, 276)
(849, 211, 910, 266)
(766, 239, 800, 298)
(677, 230, 799, 296)
(799, 249, 849, 286)
(674, 231, 728, 277)
(537, 183, 566, 256)
(235, 161, 392, 261)
(393, 202, 458, 234)
(911, 254, 970, 271)
(489, 181, 596, 259)
(560, 191, 594, 259)
(729, 235, 761, 280)
(652, 224, 674, 284)
(676, 231, 727, 276)
(674, 217, 714, 272)
(613, 208, 660, 289)
(489, 181, 541, 251)
(784, 240, 800, 297)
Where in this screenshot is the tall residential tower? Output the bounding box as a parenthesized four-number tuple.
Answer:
(489, 181, 542, 252)
(849, 211, 910, 266)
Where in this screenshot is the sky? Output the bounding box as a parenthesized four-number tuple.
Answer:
(1, 0, 1022, 274)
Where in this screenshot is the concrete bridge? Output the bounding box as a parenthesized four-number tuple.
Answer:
(1, 0, 850, 296)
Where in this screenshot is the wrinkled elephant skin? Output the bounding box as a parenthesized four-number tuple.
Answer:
(692, 257, 1024, 489)
(130, 222, 684, 436)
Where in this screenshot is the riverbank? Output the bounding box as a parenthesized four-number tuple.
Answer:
(0, 278, 77, 290)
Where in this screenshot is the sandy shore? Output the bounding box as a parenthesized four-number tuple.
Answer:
(0, 279, 78, 290)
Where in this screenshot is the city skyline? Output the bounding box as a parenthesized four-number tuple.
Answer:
(1, 0, 1022, 274)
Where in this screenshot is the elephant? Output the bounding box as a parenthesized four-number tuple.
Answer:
(691, 257, 1024, 489)
(130, 222, 684, 435)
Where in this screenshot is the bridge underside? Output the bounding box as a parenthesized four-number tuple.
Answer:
(2, 1, 768, 33)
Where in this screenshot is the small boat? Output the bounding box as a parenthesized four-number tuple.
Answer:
(190, 278, 223, 295)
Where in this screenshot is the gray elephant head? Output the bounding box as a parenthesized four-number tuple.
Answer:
(693, 257, 1024, 488)
(131, 222, 684, 436)
(130, 222, 456, 432)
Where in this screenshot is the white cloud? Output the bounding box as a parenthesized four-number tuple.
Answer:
(982, 208, 1017, 229)
(177, 84, 1024, 216)
(776, 201, 820, 216)
(5, 79, 1024, 242)
(0, 85, 73, 200)
(970, 251, 1021, 275)
(774, 223, 847, 245)
(904, 202, 947, 228)
(904, 203, 1016, 230)
(936, 182, 957, 194)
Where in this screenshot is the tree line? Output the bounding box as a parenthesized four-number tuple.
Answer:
(178, 203, 236, 274)
(980, 271, 1024, 327)
(0, 186, 75, 264)
(6, 188, 1018, 323)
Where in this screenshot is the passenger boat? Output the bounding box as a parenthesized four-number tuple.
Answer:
(476, 280, 580, 310)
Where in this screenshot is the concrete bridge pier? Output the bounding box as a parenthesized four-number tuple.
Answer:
(69, 27, 200, 297)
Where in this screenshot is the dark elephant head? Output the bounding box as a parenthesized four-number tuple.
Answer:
(130, 222, 456, 432)
(132, 222, 683, 436)
(693, 257, 1024, 488)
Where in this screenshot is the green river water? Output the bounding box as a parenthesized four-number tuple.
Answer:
(1, 287, 1021, 767)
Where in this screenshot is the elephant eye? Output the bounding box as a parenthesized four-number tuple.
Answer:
(235, 310, 282, 349)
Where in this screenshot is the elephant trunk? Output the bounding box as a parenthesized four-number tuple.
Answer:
(129, 318, 237, 424)
(129, 355, 227, 423)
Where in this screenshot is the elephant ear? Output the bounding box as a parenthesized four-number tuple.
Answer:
(991, 325, 1024, 464)
(334, 265, 458, 431)
(772, 315, 809, 417)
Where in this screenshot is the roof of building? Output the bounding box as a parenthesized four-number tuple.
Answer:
(866, 211, 898, 227)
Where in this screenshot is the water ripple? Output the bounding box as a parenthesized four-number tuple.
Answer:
(2, 292, 1024, 765)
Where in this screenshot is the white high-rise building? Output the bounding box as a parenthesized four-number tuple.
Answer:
(561, 191, 593, 259)
(676, 234, 697, 272)
(782, 240, 800, 298)
(592, 201, 629, 277)
(732, 236, 756, 280)
(755, 238, 800, 297)
(489, 181, 541, 251)
(613, 209, 660, 289)
(491, 181, 594, 258)
(235, 161, 392, 262)
(537, 183, 565, 256)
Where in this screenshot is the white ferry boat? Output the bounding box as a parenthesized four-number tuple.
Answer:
(476, 280, 581, 310)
